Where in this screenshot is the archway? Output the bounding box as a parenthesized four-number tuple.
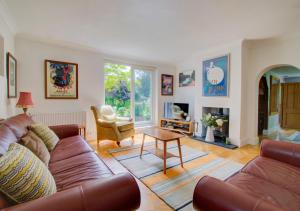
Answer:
(257, 65, 300, 141)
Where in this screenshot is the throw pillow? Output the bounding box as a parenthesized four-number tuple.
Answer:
(103, 113, 117, 121)
(29, 123, 59, 151)
(21, 130, 50, 166)
(0, 143, 57, 203)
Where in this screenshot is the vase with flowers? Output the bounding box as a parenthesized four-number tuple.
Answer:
(201, 113, 226, 142)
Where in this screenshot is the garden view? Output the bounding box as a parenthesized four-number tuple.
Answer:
(104, 63, 152, 122)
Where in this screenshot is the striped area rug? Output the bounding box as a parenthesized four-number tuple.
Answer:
(109, 143, 243, 210)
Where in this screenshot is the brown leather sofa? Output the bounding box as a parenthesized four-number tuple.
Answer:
(193, 139, 300, 211)
(0, 114, 140, 211)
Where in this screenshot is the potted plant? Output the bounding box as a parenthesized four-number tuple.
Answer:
(201, 113, 226, 142)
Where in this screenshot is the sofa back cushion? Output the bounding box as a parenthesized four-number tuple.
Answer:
(29, 124, 59, 152)
(2, 114, 34, 139)
(0, 125, 18, 156)
(0, 143, 57, 203)
(21, 130, 51, 166)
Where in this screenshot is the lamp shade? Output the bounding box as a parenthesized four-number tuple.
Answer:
(16, 92, 34, 108)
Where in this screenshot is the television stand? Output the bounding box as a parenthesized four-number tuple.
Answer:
(160, 118, 194, 134)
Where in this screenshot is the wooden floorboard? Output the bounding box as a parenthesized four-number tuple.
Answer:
(88, 133, 259, 211)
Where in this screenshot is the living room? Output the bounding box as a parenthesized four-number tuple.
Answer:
(0, 1, 300, 211)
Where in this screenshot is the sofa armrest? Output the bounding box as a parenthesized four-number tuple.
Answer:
(261, 139, 300, 168)
(4, 173, 140, 211)
(97, 119, 116, 128)
(193, 176, 284, 211)
(49, 124, 79, 139)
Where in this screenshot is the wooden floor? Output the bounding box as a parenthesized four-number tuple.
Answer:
(88, 133, 260, 211)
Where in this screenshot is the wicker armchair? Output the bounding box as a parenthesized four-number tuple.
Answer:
(91, 105, 135, 146)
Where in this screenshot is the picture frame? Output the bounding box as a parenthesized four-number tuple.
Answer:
(6, 52, 17, 98)
(161, 74, 173, 96)
(179, 70, 195, 87)
(45, 59, 78, 99)
(202, 54, 230, 97)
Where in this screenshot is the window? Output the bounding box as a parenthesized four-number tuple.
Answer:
(104, 62, 154, 124)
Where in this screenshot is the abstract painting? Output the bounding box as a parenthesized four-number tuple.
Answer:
(202, 54, 229, 96)
(179, 70, 195, 87)
(45, 60, 78, 99)
(6, 52, 17, 98)
(161, 74, 173, 96)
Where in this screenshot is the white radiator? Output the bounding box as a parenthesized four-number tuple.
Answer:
(31, 111, 86, 126)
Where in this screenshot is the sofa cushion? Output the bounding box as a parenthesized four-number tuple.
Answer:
(0, 125, 17, 155)
(117, 122, 134, 132)
(103, 113, 117, 121)
(49, 152, 112, 191)
(0, 143, 56, 203)
(50, 135, 93, 163)
(30, 123, 59, 151)
(2, 114, 34, 139)
(21, 130, 50, 166)
(242, 156, 300, 195)
(227, 172, 300, 211)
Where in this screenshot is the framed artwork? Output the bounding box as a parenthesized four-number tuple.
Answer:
(45, 60, 78, 99)
(6, 52, 17, 98)
(202, 54, 229, 96)
(161, 74, 173, 96)
(179, 70, 195, 87)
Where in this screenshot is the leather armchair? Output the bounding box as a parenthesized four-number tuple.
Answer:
(193, 176, 284, 211)
(91, 105, 135, 146)
(193, 139, 300, 211)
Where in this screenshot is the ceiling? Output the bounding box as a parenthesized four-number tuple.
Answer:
(4, 0, 300, 65)
(270, 66, 300, 78)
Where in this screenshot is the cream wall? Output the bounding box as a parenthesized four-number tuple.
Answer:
(243, 34, 300, 144)
(15, 36, 176, 139)
(0, 3, 16, 118)
(175, 40, 244, 146)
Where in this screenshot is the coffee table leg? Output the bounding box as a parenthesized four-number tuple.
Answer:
(140, 134, 145, 158)
(177, 138, 183, 168)
(163, 141, 167, 174)
(155, 138, 158, 148)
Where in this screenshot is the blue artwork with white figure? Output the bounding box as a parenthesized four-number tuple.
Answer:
(202, 55, 229, 96)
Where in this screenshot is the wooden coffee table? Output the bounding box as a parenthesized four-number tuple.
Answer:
(140, 128, 185, 174)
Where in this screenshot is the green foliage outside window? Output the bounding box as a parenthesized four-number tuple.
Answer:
(104, 63, 152, 121)
(104, 63, 131, 117)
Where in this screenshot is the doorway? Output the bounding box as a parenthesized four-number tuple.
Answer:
(257, 65, 300, 141)
(258, 76, 268, 136)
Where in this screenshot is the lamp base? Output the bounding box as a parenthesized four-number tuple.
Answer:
(23, 108, 28, 114)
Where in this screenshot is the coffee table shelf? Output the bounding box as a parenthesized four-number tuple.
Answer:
(146, 148, 177, 159)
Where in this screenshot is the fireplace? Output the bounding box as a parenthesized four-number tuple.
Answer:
(202, 107, 230, 139)
(192, 107, 236, 149)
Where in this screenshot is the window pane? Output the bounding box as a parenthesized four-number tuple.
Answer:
(104, 63, 131, 117)
(134, 69, 152, 122)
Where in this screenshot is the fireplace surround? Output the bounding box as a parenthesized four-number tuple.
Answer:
(193, 107, 237, 149)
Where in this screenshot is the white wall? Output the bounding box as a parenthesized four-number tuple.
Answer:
(175, 40, 244, 146)
(0, 2, 16, 118)
(243, 34, 300, 144)
(175, 34, 300, 147)
(16, 36, 176, 139)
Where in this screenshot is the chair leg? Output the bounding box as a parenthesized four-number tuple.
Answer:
(97, 140, 100, 150)
(131, 136, 134, 145)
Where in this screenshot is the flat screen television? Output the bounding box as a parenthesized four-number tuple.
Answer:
(164, 102, 189, 120)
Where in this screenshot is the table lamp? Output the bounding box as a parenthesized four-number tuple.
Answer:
(16, 92, 34, 114)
